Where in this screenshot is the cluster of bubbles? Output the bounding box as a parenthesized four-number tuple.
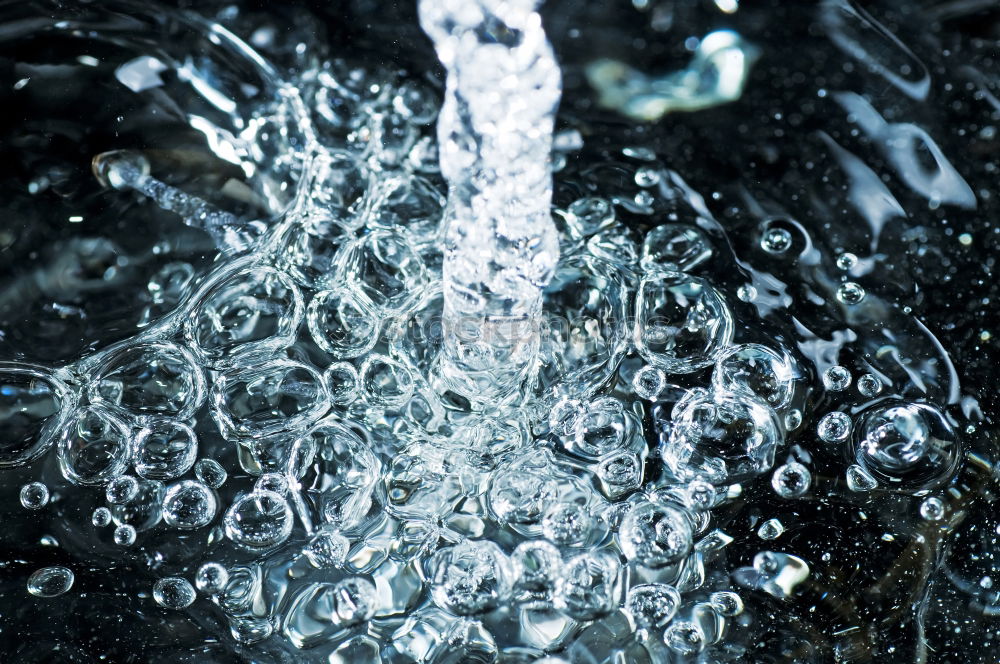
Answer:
(0, 0, 981, 661)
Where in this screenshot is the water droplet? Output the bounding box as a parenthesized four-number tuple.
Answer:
(224, 490, 294, 549)
(307, 288, 381, 359)
(27, 566, 74, 598)
(58, 406, 131, 486)
(114, 523, 137, 546)
(818, 411, 853, 444)
(784, 409, 803, 430)
(836, 281, 866, 305)
(19, 482, 49, 510)
(162, 480, 217, 529)
(195, 562, 229, 595)
(541, 500, 594, 547)
(194, 458, 228, 489)
(710, 590, 744, 616)
(758, 518, 785, 540)
(153, 577, 196, 609)
(822, 365, 852, 391)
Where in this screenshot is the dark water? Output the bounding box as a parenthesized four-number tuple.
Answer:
(0, 0, 998, 662)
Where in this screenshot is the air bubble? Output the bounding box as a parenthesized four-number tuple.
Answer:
(625, 583, 680, 632)
(713, 343, 795, 408)
(27, 566, 74, 598)
(194, 458, 228, 489)
(564, 197, 615, 237)
(162, 480, 217, 529)
(427, 540, 512, 616)
(920, 496, 945, 521)
(758, 518, 785, 540)
(19, 482, 49, 510)
(106, 476, 139, 505)
(304, 527, 350, 568)
(632, 365, 666, 400)
(634, 271, 734, 374)
(822, 365, 852, 391)
(557, 550, 619, 621)
(195, 562, 229, 595)
(114, 524, 137, 546)
(511, 540, 563, 608)
(133, 419, 198, 481)
(817, 411, 853, 444)
(331, 577, 377, 625)
(846, 464, 878, 492)
(92, 507, 112, 527)
(619, 500, 693, 568)
(664, 620, 707, 655)
(710, 590, 744, 616)
(836, 281, 866, 305)
(760, 227, 792, 254)
(836, 252, 858, 270)
(224, 490, 294, 549)
(784, 409, 803, 430)
(640, 224, 713, 272)
(772, 463, 811, 497)
(857, 373, 883, 397)
(153, 577, 196, 609)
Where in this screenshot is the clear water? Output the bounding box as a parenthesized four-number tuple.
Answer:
(0, 0, 998, 662)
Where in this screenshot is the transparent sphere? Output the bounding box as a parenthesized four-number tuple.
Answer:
(712, 343, 796, 408)
(857, 373, 883, 398)
(427, 540, 512, 615)
(224, 490, 294, 549)
(19, 482, 49, 510)
(920, 496, 946, 521)
(625, 583, 680, 632)
(162, 480, 217, 529)
(836, 281, 866, 305)
(619, 500, 694, 568)
(195, 562, 229, 595)
(27, 566, 74, 598)
(153, 577, 196, 609)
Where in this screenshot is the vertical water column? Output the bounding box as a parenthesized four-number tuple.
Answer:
(419, 0, 562, 403)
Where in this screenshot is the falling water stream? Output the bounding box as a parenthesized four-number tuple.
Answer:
(0, 0, 998, 662)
